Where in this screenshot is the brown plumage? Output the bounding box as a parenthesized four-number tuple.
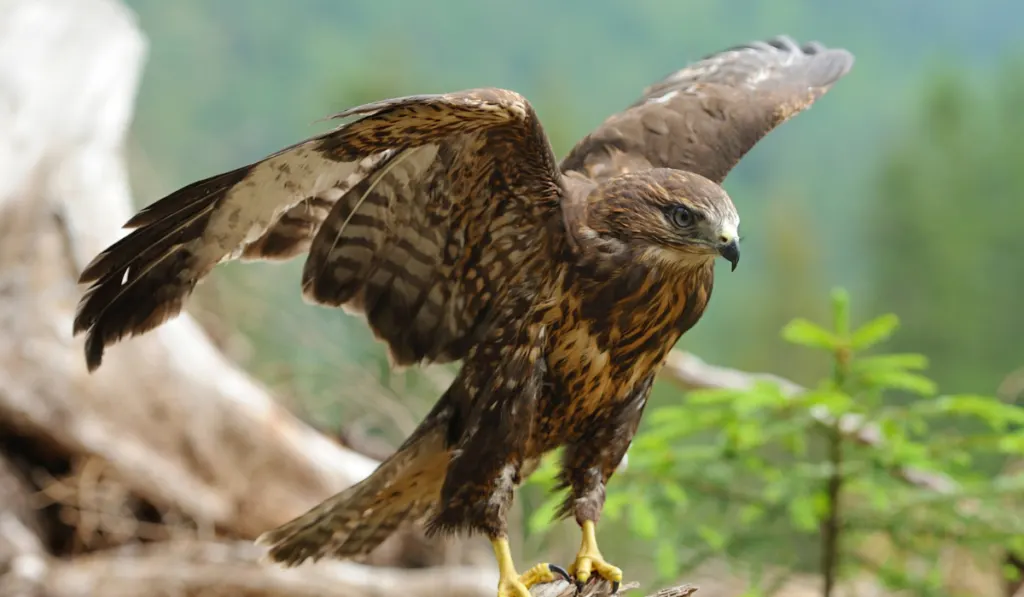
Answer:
(73, 36, 853, 596)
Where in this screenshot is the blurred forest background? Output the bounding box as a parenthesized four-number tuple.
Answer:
(122, 0, 1024, 397)
(106, 0, 1023, 594)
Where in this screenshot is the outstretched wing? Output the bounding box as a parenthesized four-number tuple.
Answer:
(560, 35, 855, 184)
(73, 88, 566, 371)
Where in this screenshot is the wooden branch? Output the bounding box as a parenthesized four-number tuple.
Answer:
(532, 580, 697, 597)
(11, 540, 494, 597)
(0, 0, 382, 540)
(662, 351, 958, 494)
(6, 534, 707, 597)
(0, 455, 47, 597)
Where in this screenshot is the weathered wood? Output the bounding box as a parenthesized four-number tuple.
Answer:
(32, 540, 499, 597)
(0, 0, 488, 595)
(0, 454, 47, 597)
(532, 580, 697, 597)
(0, 0, 381, 540)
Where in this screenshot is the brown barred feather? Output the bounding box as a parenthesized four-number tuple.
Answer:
(240, 196, 335, 261)
(257, 421, 449, 564)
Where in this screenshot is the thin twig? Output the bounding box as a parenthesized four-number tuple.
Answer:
(821, 423, 843, 597)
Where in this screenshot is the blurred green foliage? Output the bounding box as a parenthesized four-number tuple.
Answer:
(526, 290, 1024, 595)
(868, 61, 1024, 394)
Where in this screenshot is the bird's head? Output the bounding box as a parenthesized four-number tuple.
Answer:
(588, 168, 741, 271)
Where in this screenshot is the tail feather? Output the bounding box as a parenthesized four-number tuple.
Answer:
(256, 425, 448, 566)
(334, 501, 427, 557)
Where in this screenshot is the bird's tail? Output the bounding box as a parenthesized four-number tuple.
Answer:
(256, 421, 449, 566)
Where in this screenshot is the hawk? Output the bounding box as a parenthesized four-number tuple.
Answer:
(73, 35, 853, 597)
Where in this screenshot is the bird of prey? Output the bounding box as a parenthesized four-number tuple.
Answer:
(73, 35, 853, 597)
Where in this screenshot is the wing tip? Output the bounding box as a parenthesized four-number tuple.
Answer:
(723, 34, 854, 67)
(72, 248, 199, 373)
(73, 305, 117, 373)
(74, 294, 190, 373)
(693, 35, 855, 92)
(807, 46, 856, 89)
(83, 326, 107, 372)
(77, 253, 111, 285)
(759, 34, 856, 88)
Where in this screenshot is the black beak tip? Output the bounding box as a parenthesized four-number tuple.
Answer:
(719, 240, 740, 271)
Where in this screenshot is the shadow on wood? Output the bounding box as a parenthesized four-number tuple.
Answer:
(532, 580, 698, 597)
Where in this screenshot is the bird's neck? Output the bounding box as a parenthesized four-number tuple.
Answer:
(665, 258, 716, 335)
(575, 251, 714, 329)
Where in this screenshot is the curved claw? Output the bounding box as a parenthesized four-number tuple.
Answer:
(569, 554, 623, 589)
(568, 521, 623, 590)
(548, 564, 571, 583)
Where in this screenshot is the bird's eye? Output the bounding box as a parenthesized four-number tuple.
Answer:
(668, 206, 693, 228)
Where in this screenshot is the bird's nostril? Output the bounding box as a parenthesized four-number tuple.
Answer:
(718, 235, 731, 244)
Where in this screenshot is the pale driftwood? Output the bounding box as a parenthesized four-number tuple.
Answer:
(0, 0, 381, 539)
(24, 540, 498, 597)
(3, 534, 698, 597)
(0, 455, 46, 595)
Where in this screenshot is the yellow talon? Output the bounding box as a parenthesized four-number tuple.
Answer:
(491, 537, 569, 597)
(568, 521, 623, 589)
(518, 562, 557, 587)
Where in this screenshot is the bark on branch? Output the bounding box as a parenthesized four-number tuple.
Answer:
(2, 536, 699, 597)
(13, 540, 499, 597)
(534, 581, 698, 597)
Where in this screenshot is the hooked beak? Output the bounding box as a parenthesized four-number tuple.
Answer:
(718, 238, 741, 271)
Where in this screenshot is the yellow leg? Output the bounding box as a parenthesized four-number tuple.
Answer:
(491, 537, 570, 597)
(568, 521, 623, 591)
